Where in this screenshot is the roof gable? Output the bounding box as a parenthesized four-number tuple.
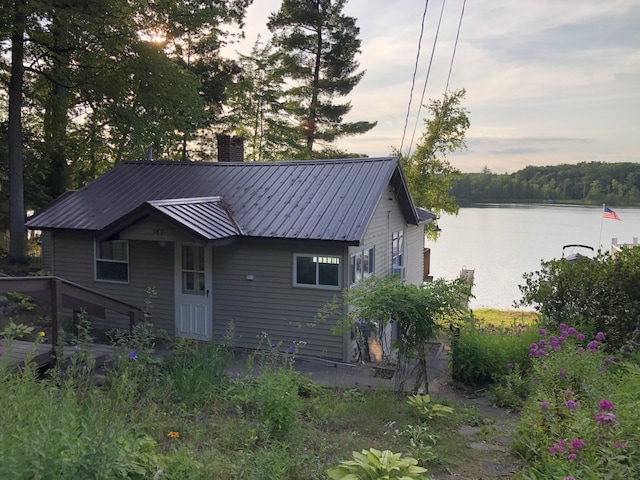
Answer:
(27, 158, 427, 244)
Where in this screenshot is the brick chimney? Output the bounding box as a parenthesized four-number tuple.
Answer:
(217, 134, 244, 162)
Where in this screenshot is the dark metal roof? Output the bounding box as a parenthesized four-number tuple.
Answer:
(416, 207, 437, 223)
(27, 157, 430, 244)
(147, 197, 242, 241)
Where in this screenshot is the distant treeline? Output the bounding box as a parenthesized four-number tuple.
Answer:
(451, 162, 640, 206)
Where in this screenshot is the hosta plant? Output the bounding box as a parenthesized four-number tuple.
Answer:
(327, 448, 431, 479)
(407, 394, 454, 421)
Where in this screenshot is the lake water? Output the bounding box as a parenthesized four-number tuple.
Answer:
(426, 204, 640, 311)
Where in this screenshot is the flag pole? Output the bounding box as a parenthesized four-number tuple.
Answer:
(598, 203, 605, 249)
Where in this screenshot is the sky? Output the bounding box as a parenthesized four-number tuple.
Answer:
(223, 0, 640, 173)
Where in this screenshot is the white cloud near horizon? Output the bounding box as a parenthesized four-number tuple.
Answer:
(224, 0, 640, 173)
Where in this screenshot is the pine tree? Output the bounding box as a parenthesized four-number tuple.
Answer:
(268, 0, 376, 159)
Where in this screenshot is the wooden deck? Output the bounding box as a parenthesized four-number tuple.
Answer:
(0, 339, 120, 370)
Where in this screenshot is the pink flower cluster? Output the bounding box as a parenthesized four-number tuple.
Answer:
(594, 398, 617, 426)
(529, 324, 606, 358)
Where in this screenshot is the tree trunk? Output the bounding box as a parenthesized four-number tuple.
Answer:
(305, 11, 323, 159)
(43, 17, 71, 199)
(8, 7, 27, 264)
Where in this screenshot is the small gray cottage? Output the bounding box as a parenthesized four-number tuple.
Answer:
(26, 157, 435, 361)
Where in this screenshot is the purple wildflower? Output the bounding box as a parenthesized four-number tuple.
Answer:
(564, 390, 573, 398)
(587, 340, 598, 353)
(570, 438, 585, 451)
(559, 369, 567, 377)
(128, 349, 138, 360)
(559, 323, 568, 331)
(506, 363, 514, 369)
(595, 332, 606, 341)
(539, 328, 547, 336)
(288, 345, 296, 353)
(576, 333, 586, 341)
(567, 453, 577, 461)
(567, 327, 577, 335)
(540, 401, 550, 409)
(598, 399, 615, 411)
(539, 339, 547, 347)
(594, 412, 617, 425)
(566, 400, 580, 410)
(614, 441, 628, 450)
(549, 439, 566, 454)
(603, 357, 612, 365)
(0, 348, 4, 356)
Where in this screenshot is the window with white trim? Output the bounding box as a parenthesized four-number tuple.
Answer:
(350, 246, 375, 285)
(95, 240, 129, 283)
(294, 254, 341, 289)
(391, 230, 405, 279)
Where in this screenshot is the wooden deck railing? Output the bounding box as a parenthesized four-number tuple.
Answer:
(0, 275, 145, 366)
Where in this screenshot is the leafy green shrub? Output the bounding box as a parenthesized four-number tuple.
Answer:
(327, 448, 430, 479)
(487, 364, 531, 410)
(518, 247, 640, 350)
(449, 321, 538, 385)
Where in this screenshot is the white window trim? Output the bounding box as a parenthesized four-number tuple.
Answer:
(350, 246, 375, 286)
(392, 230, 405, 280)
(293, 253, 342, 290)
(94, 239, 130, 284)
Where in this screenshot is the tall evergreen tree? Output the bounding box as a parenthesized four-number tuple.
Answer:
(267, 0, 376, 159)
(223, 39, 302, 161)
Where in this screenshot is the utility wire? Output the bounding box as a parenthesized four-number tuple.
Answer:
(406, 0, 447, 158)
(445, 0, 467, 93)
(399, 0, 430, 156)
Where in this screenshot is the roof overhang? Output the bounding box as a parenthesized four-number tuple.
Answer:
(95, 196, 243, 246)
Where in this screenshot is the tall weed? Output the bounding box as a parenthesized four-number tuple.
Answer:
(450, 321, 538, 385)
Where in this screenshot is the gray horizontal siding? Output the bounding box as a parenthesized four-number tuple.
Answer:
(50, 232, 173, 335)
(405, 224, 425, 285)
(212, 242, 346, 360)
(358, 186, 407, 277)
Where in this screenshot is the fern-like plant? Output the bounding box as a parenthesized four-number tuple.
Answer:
(327, 448, 430, 479)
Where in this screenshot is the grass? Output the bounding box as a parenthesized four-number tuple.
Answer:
(472, 308, 539, 328)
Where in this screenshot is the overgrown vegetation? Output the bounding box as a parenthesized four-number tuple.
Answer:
(0, 319, 497, 480)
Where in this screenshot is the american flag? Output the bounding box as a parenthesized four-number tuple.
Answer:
(603, 206, 622, 221)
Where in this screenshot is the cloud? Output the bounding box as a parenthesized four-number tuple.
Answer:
(224, 0, 640, 172)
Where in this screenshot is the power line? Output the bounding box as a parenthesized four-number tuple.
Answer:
(445, 0, 467, 93)
(399, 0, 430, 156)
(406, 0, 447, 157)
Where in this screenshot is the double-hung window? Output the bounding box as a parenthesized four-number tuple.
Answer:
(350, 247, 375, 285)
(294, 254, 341, 289)
(391, 230, 405, 279)
(95, 240, 129, 283)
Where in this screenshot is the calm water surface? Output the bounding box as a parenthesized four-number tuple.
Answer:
(427, 204, 640, 311)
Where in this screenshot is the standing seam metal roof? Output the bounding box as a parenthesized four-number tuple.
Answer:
(26, 157, 423, 244)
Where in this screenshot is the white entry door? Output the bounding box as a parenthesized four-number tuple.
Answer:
(175, 243, 212, 340)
